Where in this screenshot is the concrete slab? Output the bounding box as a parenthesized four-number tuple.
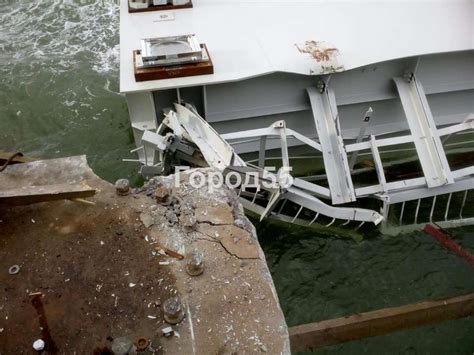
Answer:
(0, 158, 289, 353)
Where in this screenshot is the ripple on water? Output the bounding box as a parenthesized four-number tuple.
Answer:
(0, 0, 138, 183)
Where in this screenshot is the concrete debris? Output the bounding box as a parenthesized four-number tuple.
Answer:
(161, 326, 174, 337)
(32, 339, 45, 351)
(111, 337, 133, 355)
(195, 203, 234, 225)
(165, 209, 179, 226)
(139, 212, 155, 228)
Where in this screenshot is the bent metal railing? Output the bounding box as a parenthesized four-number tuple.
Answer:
(127, 76, 474, 234)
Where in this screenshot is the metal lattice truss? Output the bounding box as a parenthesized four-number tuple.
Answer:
(130, 74, 474, 232)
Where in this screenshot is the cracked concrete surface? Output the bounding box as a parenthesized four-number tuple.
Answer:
(136, 168, 290, 354)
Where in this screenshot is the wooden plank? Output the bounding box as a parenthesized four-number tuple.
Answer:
(133, 44, 214, 82)
(289, 293, 474, 352)
(128, 1, 193, 13)
(0, 184, 96, 206)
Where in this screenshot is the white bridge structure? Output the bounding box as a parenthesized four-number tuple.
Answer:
(127, 96, 474, 234)
(120, 0, 474, 233)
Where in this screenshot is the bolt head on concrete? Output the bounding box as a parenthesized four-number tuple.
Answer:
(134, 336, 150, 352)
(154, 184, 171, 204)
(163, 297, 185, 325)
(186, 251, 204, 276)
(115, 179, 130, 196)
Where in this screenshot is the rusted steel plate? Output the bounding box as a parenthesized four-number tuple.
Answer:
(289, 293, 474, 352)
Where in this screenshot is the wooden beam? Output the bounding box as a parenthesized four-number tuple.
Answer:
(289, 293, 474, 352)
(0, 184, 96, 206)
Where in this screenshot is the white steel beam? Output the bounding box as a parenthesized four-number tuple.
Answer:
(292, 178, 331, 199)
(175, 104, 234, 171)
(126, 92, 157, 165)
(394, 76, 453, 187)
(387, 177, 474, 204)
(349, 108, 372, 171)
(307, 86, 356, 205)
(370, 135, 388, 192)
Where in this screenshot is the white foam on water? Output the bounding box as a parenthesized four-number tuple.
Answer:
(0, 0, 120, 74)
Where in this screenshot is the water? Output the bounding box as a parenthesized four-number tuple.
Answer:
(257, 221, 474, 353)
(1, 1, 473, 353)
(0, 0, 139, 183)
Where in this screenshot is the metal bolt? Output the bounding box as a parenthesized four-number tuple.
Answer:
(134, 336, 150, 352)
(186, 251, 204, 276)
(154, 184, 170, 204)
(115, 179, 130, 196)
(403, 71, 414, 83)
(33, 339, 45, 351)
(316, 80, 326, 93)
(8, 265, 20, 275)
(163, 297, 185, 325)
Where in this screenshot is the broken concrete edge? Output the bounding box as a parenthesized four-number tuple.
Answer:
(132, 167, 291, 353)
(0, 155, 103, 192)
(229, 192, 292, 353)
(0, 155, 104, 206)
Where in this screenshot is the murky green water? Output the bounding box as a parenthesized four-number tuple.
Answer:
(1, 1, 472, 353)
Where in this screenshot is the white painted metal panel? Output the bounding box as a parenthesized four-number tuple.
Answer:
(120, 0, 473, 93)
(126, 92, 158, 164)
(175, 104, 233, 170)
